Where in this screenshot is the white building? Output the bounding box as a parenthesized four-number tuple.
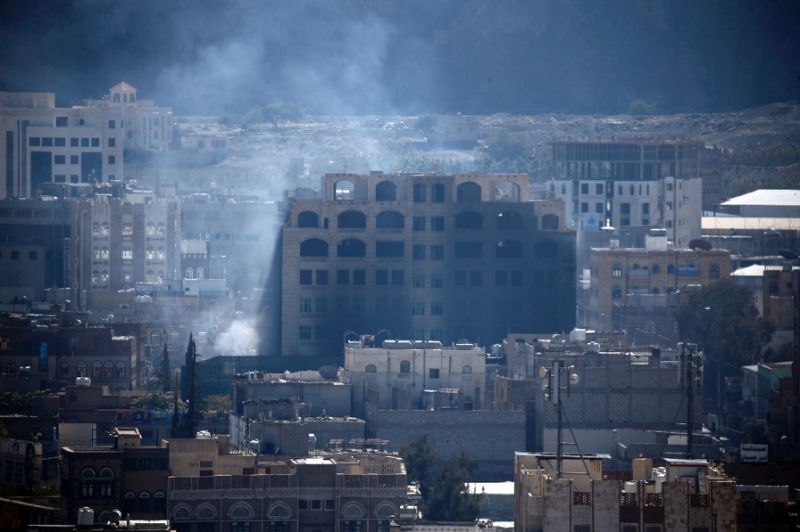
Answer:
(0, 83, 172, 199)
(343, 338, 486, 415)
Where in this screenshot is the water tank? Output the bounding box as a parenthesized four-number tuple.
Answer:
(75, 376, 92, 386)
(77, 507, 94, 525)
(586, 342, 600, 354)
(569, 328, 587, 342)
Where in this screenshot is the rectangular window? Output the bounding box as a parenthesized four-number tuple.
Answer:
(431, 245, 444, 260)
(299, 500, 308, 510)
(414, 328, 425, 340)
(580, 183, 589, 194)
(353, 269, 366, 285)
(511, 270, 523, 286)
(413, 274, 425, 288)
(108, 137, 116, 147)
(91, 138, 100, 147)
(300, 297, 312, 312)
(376, 269, 388, 285)
(470, 270, 483, 286)
(430, 301, 443, 315)
(431, 273, 444, 288)
(108, 119, 116, 129)
(54, 155, 66, 164)
(595, 202, 604, 213)
(299, 326, 312, 340)
(29, 137, 40, 146)
(81, 138, 89, 147)
(325, 500, 335, 511)
(413, 245, 426, 260)
(431, 183, 445, 203)
(311, 499, 322, 510)
(495, 270, 508, 286)
(28, 251, 38, 260)
(54, 174, 66, 182)
(299, 270, 312, 285)
(413, 216, 426, 231)
(455, 241, 483, 258)
(108, 155, 116, 165)
(70, 138, 78, 147)
(431, 216, 445, 231)
(315, 270, 328, 285)
(376, 241, 404, 257)
(413, 301, 425, 316)
(391, 269, 404, 286)
(429, 368, 440, 379)
(56, 116, 68, 127)
(595, 183, 603, 194)
(413, 183, 426, 203)
(121, 249, 133, 260)
(337, 269, 350, 285)
(42, 137, 53, 146)
(70, 155, 79, 164)
(580, 202, 589, 213)
(55, 137, 66, 147)
(454, 270, 467, 286)
(620, 203, 631, 226)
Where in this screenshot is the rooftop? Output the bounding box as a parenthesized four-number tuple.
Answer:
(721, 189, 800, 207)
(702, 216, 800, 231)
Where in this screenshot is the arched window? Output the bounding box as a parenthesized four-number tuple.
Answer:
(172, 505, 192, 521)
(496, 211, 523, 230)
(341, 502, 365, 520)
(268, 502, 292, 520)
(115, 362, 126, 378)
(185, 267, 193, 279)
(400, 360, 411, 374)
(334, 180, 355, 201)
(104, 361, 113, 378)
(300, 238, 329, 257)
(230, 503, 254, 520)
(77, 361, 87, 377)
(59, 359, 70, 377)
(667, 264, 675, 274)
(541, 214, 559, 230)
(375, 502, 398, 520)
(92, 361, 102, 378)
(197, 504, 217, 520)
(534, 239, 558, 259)
(365, 364, 377, 373)
(196, 267, 204, 280)
(376, 211, 405, 229)
(457, 182, 481, 202)
(492, 181, 521, 201)
(455, 211, 483, 230)
(297, 211, 319, 228)
(113, 93, 120, 103)
(496, 240, 523, 259)
(462, 365, 472, 374)
(337, 238, 366, 258)
(375, 181, 397, 201)
(80, 468, 96, 479)
(338, 210, 367, 229)
(99, 467, 114, 479)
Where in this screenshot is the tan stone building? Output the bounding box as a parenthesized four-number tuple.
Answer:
(343, 338, 486, 415)
(281, 172, 576, 357)
(580, 230, 730, 335)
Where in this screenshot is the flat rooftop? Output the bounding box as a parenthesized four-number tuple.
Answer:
(721, 189, 800, 207)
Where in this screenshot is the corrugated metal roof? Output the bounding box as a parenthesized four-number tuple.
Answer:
(702, 216, 800, 231)
(721, 189, 800, 207)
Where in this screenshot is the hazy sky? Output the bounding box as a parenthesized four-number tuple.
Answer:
(1, 0, 798, 115)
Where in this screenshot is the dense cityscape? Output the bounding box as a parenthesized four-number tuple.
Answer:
(1, 2, 800, 531)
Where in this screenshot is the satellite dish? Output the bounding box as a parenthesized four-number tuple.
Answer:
(319, 365, 338, 380)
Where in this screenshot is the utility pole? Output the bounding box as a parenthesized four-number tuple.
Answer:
(682, 342, 697, 459)
(540, 360, 580, 479)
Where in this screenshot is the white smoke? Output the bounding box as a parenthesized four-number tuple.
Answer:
(213, 318, 259, 357)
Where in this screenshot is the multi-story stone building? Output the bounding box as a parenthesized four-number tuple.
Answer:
(343, 338, 486, 415)
(547, 140, 706, 251)
(281, 172, 576, 357)
(60, 427, 169, 524)
(580, 230, 730, 335)
(167, 452, 408, 532)
(0, 83, 172, 199)
(514, 454, 737, 532)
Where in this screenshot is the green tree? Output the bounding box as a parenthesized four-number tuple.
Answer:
(424, 453, 481, 522)
(400, 435, 436, 498)
(180, 334, 202, 438)
(676, 280, 773, 368)
(131, 393, 171, 411)
(159, 331, 170, 393)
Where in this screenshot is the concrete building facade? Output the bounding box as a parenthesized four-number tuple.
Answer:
(547, 141, 706, 250)
(282, 172, 575, 357)
(343, 339, 486, 415)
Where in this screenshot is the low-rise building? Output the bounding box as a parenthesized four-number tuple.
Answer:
(167, 452, 408, 532)
(344, 338, 486, 416)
